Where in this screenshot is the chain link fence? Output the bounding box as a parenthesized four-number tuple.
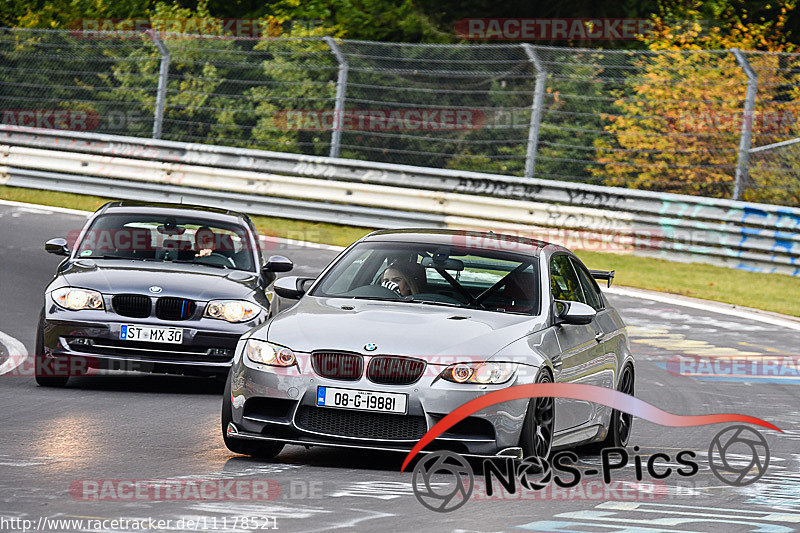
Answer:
(2, 27, 800, 206)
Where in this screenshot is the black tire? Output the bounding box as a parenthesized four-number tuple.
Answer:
(221, 372, 284, 459)
(602, 364, 634, 448)
(520, 369, 555, 459)
(34, 309, 68, 388)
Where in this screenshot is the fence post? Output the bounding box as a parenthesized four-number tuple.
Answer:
(731, 48, 758, 201)
(522, 44, 547, 179)
(148, 30, 170, 140)
(324, 36, 348, 159)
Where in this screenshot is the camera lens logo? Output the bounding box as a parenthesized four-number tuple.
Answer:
(708, 425, 770, 486)
(517, 455, 552, 491)
(412, 451, 474, 512)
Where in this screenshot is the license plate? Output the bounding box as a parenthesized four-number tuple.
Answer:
(120, 325, 183, 344)
(316, 386, 407, 414)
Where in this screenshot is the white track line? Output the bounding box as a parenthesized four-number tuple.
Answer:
(606, 286, 800, 332)
(0, 330, 27, 376)
(0, 199, 91, 217)
(260, 236, 344, 253)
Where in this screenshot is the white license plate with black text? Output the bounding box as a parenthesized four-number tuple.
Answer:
(120, 325, 183, 344)
(316, 386, 407, 414)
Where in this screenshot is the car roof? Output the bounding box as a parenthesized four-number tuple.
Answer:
(360, 228, 567, 256)
(95, 201, 252, 225)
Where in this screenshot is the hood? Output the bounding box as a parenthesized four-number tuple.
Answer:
(259, 296, 546, 359)
(60, 259, 258, 300)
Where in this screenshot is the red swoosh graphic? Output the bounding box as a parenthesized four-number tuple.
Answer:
(400, 383, 780, 472)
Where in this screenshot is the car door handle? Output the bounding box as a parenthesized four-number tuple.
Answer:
(594, 332, 606, 343)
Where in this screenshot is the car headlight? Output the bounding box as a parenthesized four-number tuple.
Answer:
(246, 339, 296, 367)
(204, 300, 261, 323)
(441, 362, 517, 384)
(51, 287, 104, 311)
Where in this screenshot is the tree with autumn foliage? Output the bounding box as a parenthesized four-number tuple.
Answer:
(593, 1, 800, 204)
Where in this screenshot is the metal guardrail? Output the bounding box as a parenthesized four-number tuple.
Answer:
(1, 125, 798, 276)
(7, 28, 800, 207)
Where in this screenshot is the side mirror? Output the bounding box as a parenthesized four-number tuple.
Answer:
(273, 276, 314, 300)
(261, 255, 293, 286)
(263, 255, 294, 273)
(45, 238, 70, 256)
(553, 300, 596, 326)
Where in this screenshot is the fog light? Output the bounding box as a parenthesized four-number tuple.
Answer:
(70, 338, 94, 347)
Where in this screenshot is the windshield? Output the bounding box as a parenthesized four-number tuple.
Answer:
(74, 213, 255, 271)
(311, 241, 540, 314)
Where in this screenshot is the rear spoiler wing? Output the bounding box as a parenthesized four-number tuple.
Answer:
(589, 269, 615, 288)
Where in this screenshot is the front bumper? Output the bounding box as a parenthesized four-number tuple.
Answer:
(228, 351, 536, 455)
(41, 313, 251, 376)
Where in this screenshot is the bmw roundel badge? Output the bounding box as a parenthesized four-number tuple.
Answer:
(364, 343, 378, 352)
(149, 286, 163, 294)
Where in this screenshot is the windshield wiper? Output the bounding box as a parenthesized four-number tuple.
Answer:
(83, 254, 162, 262)
(343, 296, 405, 302)
(400, 296, 463, 308)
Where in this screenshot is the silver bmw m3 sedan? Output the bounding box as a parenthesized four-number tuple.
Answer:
(222, 229, 634, 461)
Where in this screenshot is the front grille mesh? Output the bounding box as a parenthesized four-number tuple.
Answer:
(156, 297, 196, 321)
(367, 356, 426, 385)
(311, 352, 363, 380)
(112, 294, 151, 318)
(295, 406, 426, 440)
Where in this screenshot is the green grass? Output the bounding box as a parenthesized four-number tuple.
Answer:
(574, 250, 800, 317)
(3, 185, 799, 317)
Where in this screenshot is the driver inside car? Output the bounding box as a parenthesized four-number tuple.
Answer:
(380, 260, 426, 297)
(193, 226, 235, 267)
(194, 226, 217, 257)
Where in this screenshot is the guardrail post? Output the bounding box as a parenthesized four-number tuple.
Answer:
(324, 36, 349, 159)
(731, 48, 758, 201)
(522, 44, 547, 179)
(148, 30, 170, 140)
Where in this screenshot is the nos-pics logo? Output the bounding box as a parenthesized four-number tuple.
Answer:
(412, 425, 770, 513)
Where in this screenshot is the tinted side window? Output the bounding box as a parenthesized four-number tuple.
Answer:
(550, 254, 585, 303)
(572, 259, 603, 310)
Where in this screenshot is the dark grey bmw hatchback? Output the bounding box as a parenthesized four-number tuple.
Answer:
(35, 201, 293, 387)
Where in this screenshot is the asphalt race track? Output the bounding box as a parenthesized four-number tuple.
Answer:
(1, 201, 800, 532)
